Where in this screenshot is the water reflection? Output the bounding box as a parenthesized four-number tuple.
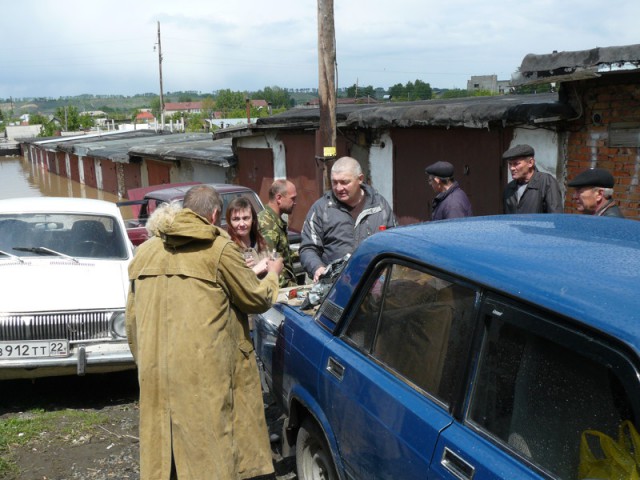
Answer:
(0, 155, 120, 203)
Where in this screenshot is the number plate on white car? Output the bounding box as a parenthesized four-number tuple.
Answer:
(0, 340, 69, 358)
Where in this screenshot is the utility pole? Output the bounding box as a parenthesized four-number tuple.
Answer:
(157, 21, 165, 131)
(317, 0, 337, 191)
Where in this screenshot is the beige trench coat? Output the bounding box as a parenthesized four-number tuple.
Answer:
(126, 208, 278, 480)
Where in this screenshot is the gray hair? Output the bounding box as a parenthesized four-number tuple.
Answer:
(183, 185, 223, 221)
(145, 202, 182, 237)
(331, 156, 362, 177)
(602, 187, 614, 199)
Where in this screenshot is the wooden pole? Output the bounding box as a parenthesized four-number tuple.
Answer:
(317, 0, 337, 191)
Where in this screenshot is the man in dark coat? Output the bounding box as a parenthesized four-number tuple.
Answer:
(425, 161, 473, 220)
(568, 167, 625, 217)
(503, 144, 563, 214)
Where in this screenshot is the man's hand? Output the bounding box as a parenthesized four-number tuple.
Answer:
(313, 266, 327, 283)
(267, 257, 284, 275)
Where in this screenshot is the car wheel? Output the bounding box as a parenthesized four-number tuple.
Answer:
(296, 418, 338, 480)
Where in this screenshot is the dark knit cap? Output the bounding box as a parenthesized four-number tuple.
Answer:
(568, 168, 615, 188)
(425, 161, 454, 178)
(502, 144, 535, 161)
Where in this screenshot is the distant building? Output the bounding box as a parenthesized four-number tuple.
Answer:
(84, 110, 107, 118)
(467, 75, 511, 94)
(135, 111, 156, 124)
(164, 102, 203, 117)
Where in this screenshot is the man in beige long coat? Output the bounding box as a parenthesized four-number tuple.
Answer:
(126, 185, 283, 480)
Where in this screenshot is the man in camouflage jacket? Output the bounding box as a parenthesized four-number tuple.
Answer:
(258, 179, 298, 287)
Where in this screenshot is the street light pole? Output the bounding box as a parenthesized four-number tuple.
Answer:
(157, 21, 165, 131)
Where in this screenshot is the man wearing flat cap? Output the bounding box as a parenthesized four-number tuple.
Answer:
(568, 167, 624, 217)
(425, 160, 473, 220)
(502, 144, 563, 214)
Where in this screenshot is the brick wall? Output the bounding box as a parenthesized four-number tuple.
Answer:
(564, 76, 640, 219)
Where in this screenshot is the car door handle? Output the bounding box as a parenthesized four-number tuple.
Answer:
(441, 447, 475, 480)
(326, 357, 345, 381)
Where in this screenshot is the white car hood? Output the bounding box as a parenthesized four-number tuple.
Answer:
(0, 258, 130, 313)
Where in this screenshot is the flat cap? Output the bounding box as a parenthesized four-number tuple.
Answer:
(502, 144, 535, 161)
(425, 161, 454, 178)
(568, 168, 614, 188)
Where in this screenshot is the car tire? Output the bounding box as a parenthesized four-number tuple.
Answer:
(296, 417, 338, 480)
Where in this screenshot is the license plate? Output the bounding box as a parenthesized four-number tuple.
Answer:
(0, 340, 69, 358)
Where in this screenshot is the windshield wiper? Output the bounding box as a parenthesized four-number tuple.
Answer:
(13, 246, 79, 263)
(0, 249, 26, 263)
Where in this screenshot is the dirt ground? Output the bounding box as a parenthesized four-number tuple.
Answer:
(0, 371, 296, 480)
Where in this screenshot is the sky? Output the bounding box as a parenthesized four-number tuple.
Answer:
(2, 0, 639, 99)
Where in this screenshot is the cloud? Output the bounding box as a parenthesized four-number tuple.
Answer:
(1, 0, 639, 98)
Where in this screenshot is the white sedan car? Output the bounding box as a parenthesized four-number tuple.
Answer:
(0, 197, 135, 379)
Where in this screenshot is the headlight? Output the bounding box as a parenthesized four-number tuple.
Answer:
(110, 311, 127, 338)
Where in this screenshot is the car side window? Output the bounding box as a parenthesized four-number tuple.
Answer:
(468, 299, 640, 480)
(344, 262, 477, 406)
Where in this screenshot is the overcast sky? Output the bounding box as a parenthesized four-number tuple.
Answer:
(2, 0, 639, 99)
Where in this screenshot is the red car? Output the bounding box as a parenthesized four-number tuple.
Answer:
(118, 182, 303, 282)
(118, 182, 265, 246)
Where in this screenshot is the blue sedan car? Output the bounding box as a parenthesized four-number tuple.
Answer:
(253, 215, 640, 480)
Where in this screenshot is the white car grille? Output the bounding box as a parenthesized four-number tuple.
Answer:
(0, 311, 116, 342)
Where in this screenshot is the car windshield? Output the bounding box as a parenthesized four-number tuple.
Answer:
(0, 213, 129, 259)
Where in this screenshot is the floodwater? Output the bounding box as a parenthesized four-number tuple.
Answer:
(0, 155, 121, 203)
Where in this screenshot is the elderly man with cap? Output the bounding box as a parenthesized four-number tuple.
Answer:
(425, 160, 473, 220)
(568, 167, 625, 217)
(502, 144, 563, 214)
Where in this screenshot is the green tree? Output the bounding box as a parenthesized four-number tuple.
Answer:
(184, 113, 205, 132)
(412, 79, 432, 100)
(214, 89, 246, 116)
(346, 83, 374, 99)
(441, 89, 473, 99)
(78, 113, 95, 129)
(29, 113, 58, 137)
(52, 106, 94, 131)
(388, 83, 407, 100)
(178, 93, 193, 102)
(149, 97, 162, 119)
(201, 96, 216, 119)
(252, 86, 293, 109)
(472, 89, 496, 97)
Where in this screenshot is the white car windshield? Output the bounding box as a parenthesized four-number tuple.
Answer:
(0, 213, 128, 259)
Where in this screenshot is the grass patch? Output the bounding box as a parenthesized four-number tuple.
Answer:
(0, 408, 108, 476)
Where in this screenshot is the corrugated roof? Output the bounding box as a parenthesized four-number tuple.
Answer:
(213, 93, 574, 134)
(511, 43, 640, 86)
(57, 132, 204, 162)
(26, 131, 233, 166)
(128, 137, 236, 167)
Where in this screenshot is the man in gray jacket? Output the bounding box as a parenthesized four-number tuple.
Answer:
(300, 156, 396, 282)
(502, 144, 563, 214)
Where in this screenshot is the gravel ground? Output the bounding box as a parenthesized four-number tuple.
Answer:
(0, 371, 296, 480)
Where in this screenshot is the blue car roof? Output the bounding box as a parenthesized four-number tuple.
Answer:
(354, 214, 640, 348)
